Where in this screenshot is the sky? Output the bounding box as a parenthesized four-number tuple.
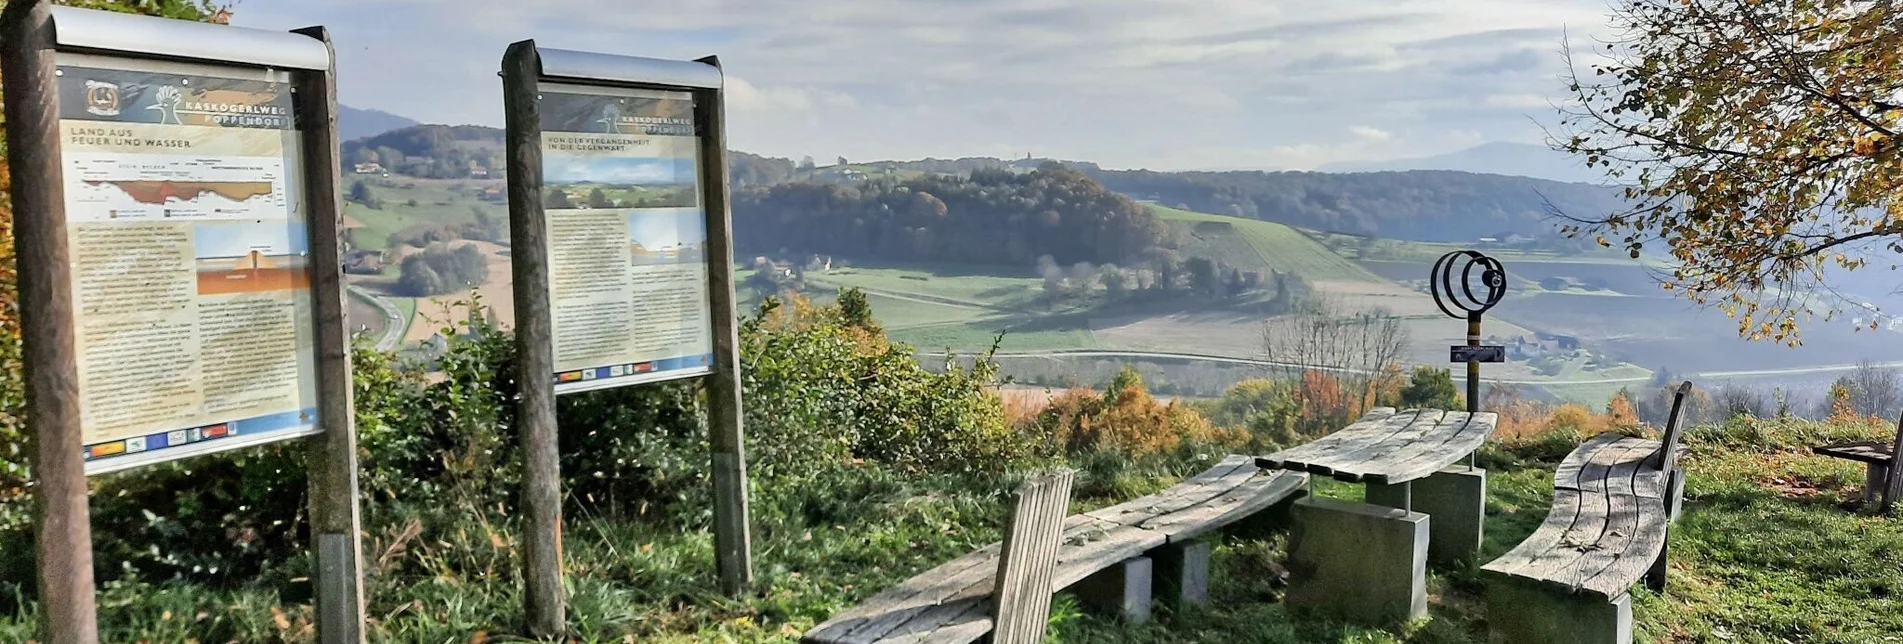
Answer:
(627, 209, 706, 250)
(230, 0, 1614, 171)
(547, 156, 697, 185)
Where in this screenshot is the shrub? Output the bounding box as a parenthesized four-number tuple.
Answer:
(1400, 366, 1460, 410)
(397, 243, 489, 296)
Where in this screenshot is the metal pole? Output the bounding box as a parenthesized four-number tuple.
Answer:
(1, 1, 99, 641)
(1466, 313, 1481, 414)
(695, 55, 754, 595)
(290, 25, 367, 644)
(502, 40, 566, 636)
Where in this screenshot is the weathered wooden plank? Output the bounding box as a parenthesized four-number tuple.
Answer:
(1297, 410, 1449, 478)
(1279, 410, 1432, 475)
(1085, 457, 1257, 526)
(1480, 489, 1586, 577)
(1552, 433, 1624, 490)
(1053, 522, 1168, 590)
(992, 470, 1072, 644)
(1649, 381, 1693, 475)
(1139, 471, 1308, 543)
(1257, 408, 1399, 470)
(1553, 486, 1641, 592)
(1363, 412, 1498, 485)
(869, 599, 992, 644)
(802, 546, 1003, 644)
(1814, 441, 1894, 465)
(1575, 501, 1671, 598)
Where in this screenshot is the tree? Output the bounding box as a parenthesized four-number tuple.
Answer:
(1261, 296, 1411, 431)
(837, 156, 849, 167)
(348, 180, 380, 208)
(1400, 367, 1460, 410)
(836, 287, 881, 333)
(1184, 257, 1219, 297)
(799, 155, 816, 173)
(1553, 0, 1903, 344)
(587, 187, 614, 209)
(1099, 264, 1128, 299)
(1846, 360, 1902, 419)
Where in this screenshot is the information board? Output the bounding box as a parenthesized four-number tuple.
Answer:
(538, 82, 714, 394)
(55, 54, 321, 474)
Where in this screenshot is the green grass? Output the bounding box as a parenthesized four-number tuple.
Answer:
(808, 265, 1058, 312)
(4, 419, 1899, 641)
(344, 177, 507, 250)
(1146, 205, 1383, 283)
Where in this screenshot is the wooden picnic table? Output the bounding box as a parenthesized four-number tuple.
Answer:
(1256, 408, 1497, 486)
(1813, 413, 1903, 513)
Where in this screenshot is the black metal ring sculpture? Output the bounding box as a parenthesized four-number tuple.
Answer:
(1431, 250, 1506, 320)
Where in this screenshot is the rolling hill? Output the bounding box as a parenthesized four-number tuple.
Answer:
(338, 105, 420, 142)
(1319, 142, 1606, 184)
(1145, 204, 1380, 282)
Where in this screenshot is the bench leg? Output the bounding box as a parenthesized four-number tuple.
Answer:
(1865, 464, 1887, 509)
(1151, 540, 1211, 608)
(1664, 468, 1687, 525)
(1285, 496, 1428, 625)
(1073, 556, 1152, 624)
(1366, 466, 1487, 566)
(1487, 579, 1632, 644)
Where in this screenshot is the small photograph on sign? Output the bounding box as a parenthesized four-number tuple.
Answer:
(629, 209, 707, 266)
(543, 155, 698, 210)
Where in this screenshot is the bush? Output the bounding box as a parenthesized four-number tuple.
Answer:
(397, 243, 489, 296)
(1400, 366, 1460, 410)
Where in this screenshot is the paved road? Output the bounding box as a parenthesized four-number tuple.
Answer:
(348, 284, 405, 351)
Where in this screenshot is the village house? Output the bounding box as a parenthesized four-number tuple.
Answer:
(353, 162, 384, 174)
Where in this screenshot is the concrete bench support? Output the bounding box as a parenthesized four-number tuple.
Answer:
(1366, 465, 1487, 565)
(1073, 556, 1152, 624)
(1486, 578, 1632, 644)
(1285, 496, 1428, 624)
(1151, 540, 1210, 608)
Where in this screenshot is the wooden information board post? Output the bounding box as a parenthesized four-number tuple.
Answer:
(0, 3, 364, 642)
(499, 41, 752, 636)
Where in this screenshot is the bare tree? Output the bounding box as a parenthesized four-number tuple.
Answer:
(1847, 360, 1902, 419)
(1261, 296, 1411, 431)
(1714, 384, 1772, 420)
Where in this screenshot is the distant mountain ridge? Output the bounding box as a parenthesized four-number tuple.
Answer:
(338, 105, 421, 142)
(1319, 142, 1607, 185)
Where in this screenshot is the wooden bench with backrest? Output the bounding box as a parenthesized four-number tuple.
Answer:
(1812, 412, 1903, 513)
(803, 456, 1308, 644)
(1480, 381, 1694, 644)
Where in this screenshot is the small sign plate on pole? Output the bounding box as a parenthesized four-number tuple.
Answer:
(1451, 345, 1507, 363)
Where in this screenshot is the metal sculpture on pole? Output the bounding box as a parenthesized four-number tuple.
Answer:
(1430, 250, 1507, 414)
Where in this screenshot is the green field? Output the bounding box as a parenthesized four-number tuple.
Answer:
(344, 177, 507, 250)
(1312, 231, 1666, 267)
(807, 265, 1069, 313)
(1146, 204, 1383, 282)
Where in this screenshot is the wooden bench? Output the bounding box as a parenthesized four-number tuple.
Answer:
(803, 456, 1308, 644)
(1813, 412, 1903, 513)
(1255, 409, 1498, 623)
(1480, 381, 1693, 644)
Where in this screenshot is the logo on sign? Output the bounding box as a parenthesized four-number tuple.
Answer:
(85, 80, 120, 116)
(146, 85, 185, 125)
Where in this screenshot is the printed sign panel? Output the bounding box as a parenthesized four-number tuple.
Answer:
(539, 82, 714, 394)
(1450, 345, 1507, 363)
(56, 53, 320, 474)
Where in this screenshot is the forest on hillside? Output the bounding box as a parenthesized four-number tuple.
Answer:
(1086, 168, 1628, 241)
(732, 164, 1170, 266)
(342, 125, 505, 179)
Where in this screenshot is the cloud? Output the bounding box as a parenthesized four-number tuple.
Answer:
(230, 0, 1615, 170)
(1349, 126, 1393, 142)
